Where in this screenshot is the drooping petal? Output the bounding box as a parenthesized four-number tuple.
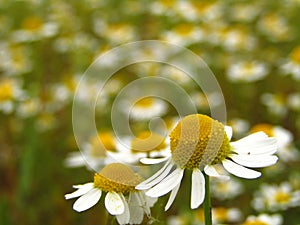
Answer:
(224, 126, 233, 140)
(230, 154, 278, 168)
(116, 194, 130, 225)
(146, 168, 184, 198)
(65, 183, 94, 199)
(140, 157, 169, 164)
(105, 192, 125, 215)
(165, 181, 180, 211)
(191, 169, 205, 209)
(73, 188, 102, 212)
(128, 192, 144, 224)
(204, 165, 230, 180)
(136, 159, 173, 190)
(222, 159, 261, 179)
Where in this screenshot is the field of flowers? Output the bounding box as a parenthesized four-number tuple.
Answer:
(1, 0, 300, 225)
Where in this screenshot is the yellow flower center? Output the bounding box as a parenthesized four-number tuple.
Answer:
(241, 221, 268, 225)
(94, 163, 142, 194)
(275, 191, 291, 204)
(90, 132, 116, 157)
(131, 131, 166, 153)
(21, 16, 43, 31)
(290, 46, 300, 64)
(0, 81, 14, 102)
(170, 114, 230, 169)
(174, 23, 194, 36)
(135, 97, 154, 108)
(251, 124, 274, 137)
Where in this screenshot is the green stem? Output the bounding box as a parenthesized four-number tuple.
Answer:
(203, 173, 212, 225)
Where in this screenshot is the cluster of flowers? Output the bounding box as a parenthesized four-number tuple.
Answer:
(1, 0, 300, 225)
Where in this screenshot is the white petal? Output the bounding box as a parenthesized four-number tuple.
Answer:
(73, 188, 102, 212)
(165, 182, 180, 211)
(230, 154, 278, 168)
(140, 157, 169, 164)
(128, 193, 144, 224)
(204, 165, 230, 181)
(105, 192, 125, 215)
(222, 159, 261, 179)
(65, 183, 94, 199)
(136, 159, 173, 190)
(231, 136, 277, 155)
(191, 169, 205, 209)
(116, 194, 130, 225)
(146, 168, 184, 197)
(64, 153, 85, 167)
(225, 126, 233, 140)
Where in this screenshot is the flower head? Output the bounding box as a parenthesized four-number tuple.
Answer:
(65, 163, 156, 225)
(136, 114, 278, 210)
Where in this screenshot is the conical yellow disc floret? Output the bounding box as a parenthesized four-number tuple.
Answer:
(94, 163, 142, 193)
(170, 114, 230, 169)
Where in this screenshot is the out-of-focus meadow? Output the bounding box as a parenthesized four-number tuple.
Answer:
(1, 0, 300, 225)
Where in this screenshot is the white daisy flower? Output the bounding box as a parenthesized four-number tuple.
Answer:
(0, 78, 26, 114)
(250, 123, 299, 162)
(65, 163, 157, 225)
(65, 131, 119, 171)
(281, 45, 300, 80)
(108, 130, 170, 165)
(136, 114, 278, 210)
(127, 97, 168, 121)
(252, 182, 300, 211)
(241, 214, 283, 225)
(226, 61, 269, 82)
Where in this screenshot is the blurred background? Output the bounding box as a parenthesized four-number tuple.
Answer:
(1, 0, 300, 224)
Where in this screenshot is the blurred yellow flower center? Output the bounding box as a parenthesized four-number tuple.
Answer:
(135, 97, 154, 108)
(251, 124, 274, 137)
(131, 131, 166, 153)
(174, 23, 194, 35)
(90, 132, 116, 157)
(22, 16, 43, 31)
(94, 163, 142, 193)
(0, 81, 14, 102)
(275, 191, 291, 204)
(290, 46, 300, 64)
(170, 114, 230, 169)
(241, 221, 268, 225)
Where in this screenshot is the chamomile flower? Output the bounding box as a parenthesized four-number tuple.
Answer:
(65, 163, 157, 225)
(211, 176, 244, 200)
(128, 97, 168, 121)
(65, 131, 118, 170)
(281, 45, 300, 80)
(0, 78, 26, 113)
(252, 182, 300, 211)
(226, 61, 269, 82)
(136, 114, 278, 210)
(250, 124, 298, 162)
(108, 130, 170, 165)
(11, 15, 58, 42)
(160, 23, 203, 46)
(241, 214, 283, 225)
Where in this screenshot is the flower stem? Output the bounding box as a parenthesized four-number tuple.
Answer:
(203, 173, 212, 225)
